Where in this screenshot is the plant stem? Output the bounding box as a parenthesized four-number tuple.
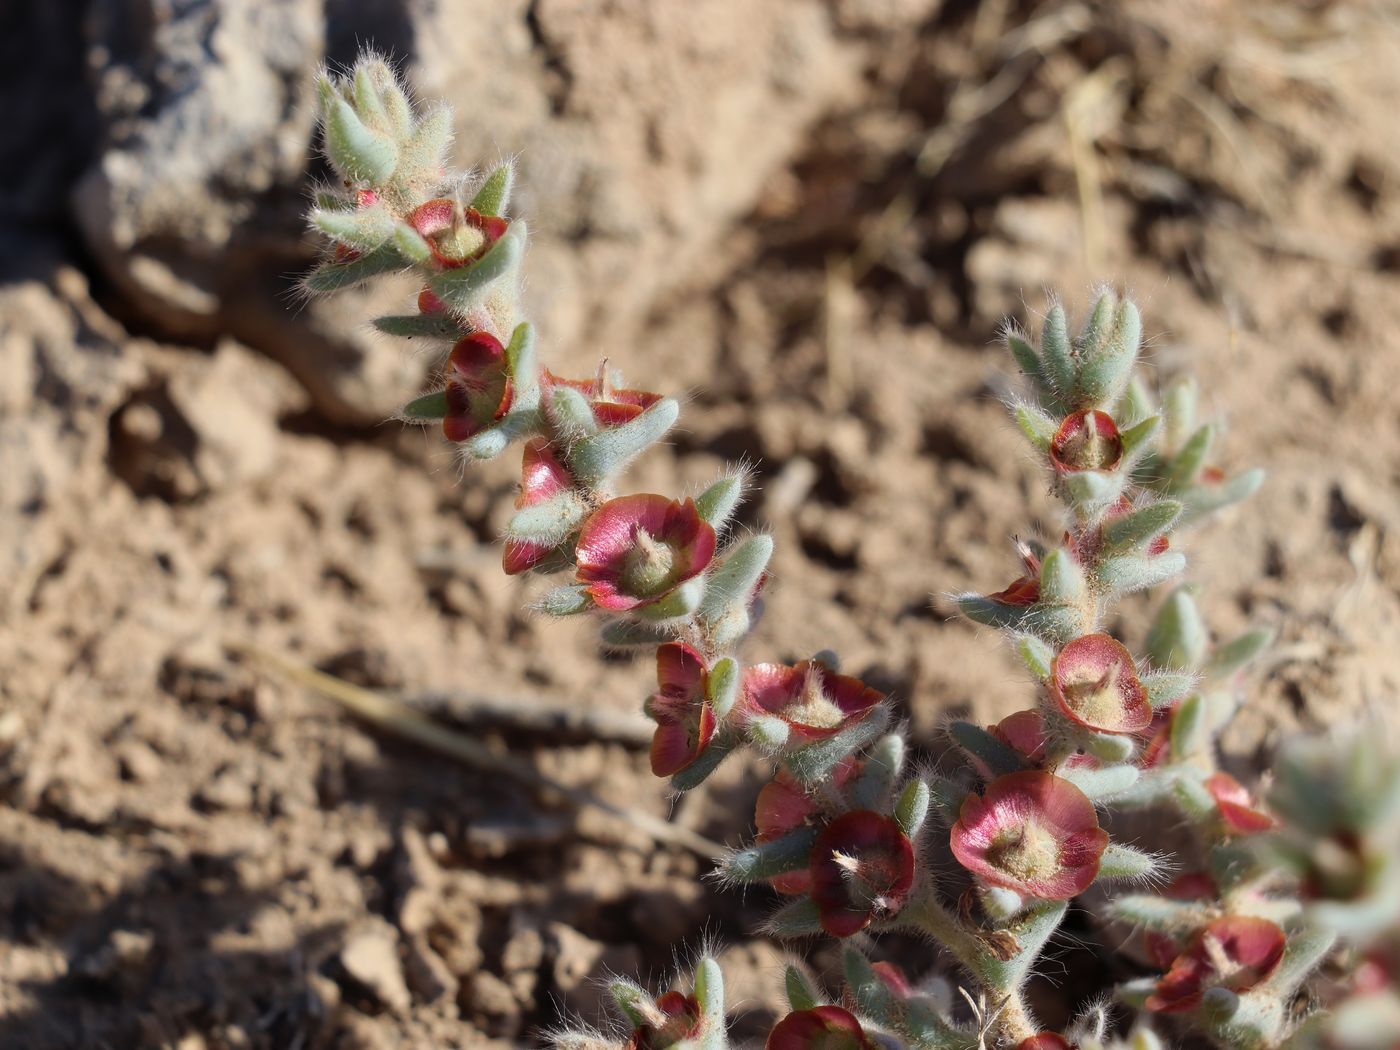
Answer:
(902, 888, 1045, 1043)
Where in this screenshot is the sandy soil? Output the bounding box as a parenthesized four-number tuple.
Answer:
(3, 2, 1400, 1047)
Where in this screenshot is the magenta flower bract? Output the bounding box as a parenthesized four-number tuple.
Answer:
(1050, 409, 1123, 472)
(442, 332, 514, 443)
(809, 810, 916, 936)
(502, 439, 575, 576)
(1050, 634, 1152, 735)
(646, 642, 718, 778)
(625, 991, 702, 1050)
(407, 198, 509, 269)
(976, 709, 1099, 779)
(742, 662, 883, 742)
(987, 543, 1042, 606)
(766, 1006, 876, 1050)
(1206, 772, 1276, 834)
(544, 368, 663, 427)
(871, 960, 914, 1000)
(1147, 916, 1287, 1014)
(574, 495, 716, 612)
(753, 757, 861, 895)
(1145, 871, 1218, 968)
(950, 770, 1109, 900)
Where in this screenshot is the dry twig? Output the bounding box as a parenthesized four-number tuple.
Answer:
(232, 643, 727, 861)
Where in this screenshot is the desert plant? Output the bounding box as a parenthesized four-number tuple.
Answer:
(303, 54, 1398, 1050)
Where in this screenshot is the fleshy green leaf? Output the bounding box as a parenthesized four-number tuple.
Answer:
(569, 398, 680, 487)
(948, 721, 1022, 777)
(1102, 500, 1182, 552)
(723, 827, 818, 883)
(305, 246, 404, 292)
(1206, 626, 1275, 679)
(697, 534, 773, 623)
(399, 389, 449, 422)
(895, 778, 931, 839)
(470, 163, 515, 217)
(374, 313, 465, 339)
(323, 95, 398, 185)
(429, 221, 526, 312)
(1040, 304, 1075, 396)
(1147, 588, 1209, 672)
(695, 473, 746, 532)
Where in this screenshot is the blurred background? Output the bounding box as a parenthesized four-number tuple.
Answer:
(3, 1, 1399, 1047)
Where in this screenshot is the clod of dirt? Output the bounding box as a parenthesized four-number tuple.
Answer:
(549, 922, 644, 1029)
(338, 925, 412, 1016)
(464, 969, 522, 1040)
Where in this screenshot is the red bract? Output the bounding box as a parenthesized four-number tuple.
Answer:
(1206, 772, 1276, 834)
(625, 991, 703, 1050)
(979, 709, 1097, 778)
(810, 811, 915, 936)
(995, 709, 1051, 764)
(502, 439, 575, 575)
(950, 771, 1108, 900)
(1147, 916, 1287, 1014)
(870, 960, 914, 999)
(1050, 410, 1123, 473)
(1144, 872, 1218, 968)
(989, 575, 1040, 606)
(417, 286, 448, 314)
(742, 662, 883, 742)
(575, 495, 716, 612)
(988, 541, 1042, 606)
(1140, 709, 1174, 769)
(754, 758, 861, 895)
(1017, 1034, 1075, 1050)
(545, 368, 663, 427)
(442, 332, 514, 442)
(407, 198, 509, 268)
(646, 642, 717, 777)
(766, 1006, 876, 1050)
(1050, 634, 1152, 735)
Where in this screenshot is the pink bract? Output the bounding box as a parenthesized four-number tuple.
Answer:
(754, 758, 861, 895)
(625, 991, 702, 1050)
(988, 542, 1042, 606)
(1147, 916, 1286, 1014)
(407, 199, 509, 268)
(1206, 772, 1276, 834)
(1050, 634, 1152, 735)
(988, 574, 1041, 606)
(1017, 1034, 1074, 1050)
(647, 642, 717, 778)
(544, 368, 663, 427)
(1050, 409, 1123, 472)
(977, 709, 1100, 778)
(809, 811, 915, 937)
(766, 1006, 875, 1050)
(871, 960, 914, 999)
(574, 495, 716, 612)
(742, 662, 883, 742)
(502, 439, 575, 576)
(950, 770, 1109, 900)
(417, 286, 449, 314)
(1144, 871, 1219, 968)
(996, 709, 1053, 765)
(442, 332, 514, 443)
